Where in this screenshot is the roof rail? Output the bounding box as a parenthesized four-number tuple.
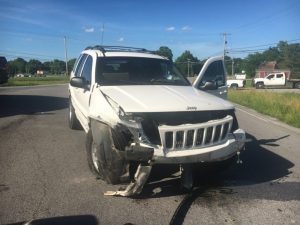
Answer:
(84, 45, 154, 54)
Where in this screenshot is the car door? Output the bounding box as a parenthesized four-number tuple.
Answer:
(71, 54, 94, 130)
(275, 73, 285, 85)
(192, 56, 227, 99)
(264, 74, 275, 86)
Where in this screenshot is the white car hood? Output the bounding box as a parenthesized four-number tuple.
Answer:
(99, 85, 234, 113)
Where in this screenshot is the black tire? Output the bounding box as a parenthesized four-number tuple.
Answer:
(68, 97, 81, 130)
(294, 82, 300, 89)
(255, 82, 264, 89)
(231, 84, 238, 89)
(86, 121, 128, 184)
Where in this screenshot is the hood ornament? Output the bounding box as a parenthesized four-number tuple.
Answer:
(187, 106, 197, 111)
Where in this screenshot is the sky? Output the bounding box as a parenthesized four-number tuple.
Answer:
(0, 0, 299, 62)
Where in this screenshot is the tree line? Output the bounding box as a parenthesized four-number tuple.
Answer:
(8, 58, 76, 76)
(7, 41, 300, 78)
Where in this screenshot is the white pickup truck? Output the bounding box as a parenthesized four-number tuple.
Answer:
(253, 72, 300, 89)
(68, 46, 246, 196)
(227, 79, 246, 89)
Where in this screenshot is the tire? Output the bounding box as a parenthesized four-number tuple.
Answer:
(294, 82, 300, 89)
(231, 84, 238, 89)
(68, 97, 81, 130)
(255, 82, 264, 89)
(86, 121, 128, 184)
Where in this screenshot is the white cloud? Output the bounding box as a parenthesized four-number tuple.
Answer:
(166, 26, 175, 31)
(181, 26, 191, 31)
(118, 37, 124, 42)
(85, 27, 95, 33)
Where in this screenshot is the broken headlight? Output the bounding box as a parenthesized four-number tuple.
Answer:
(104, 94, 146, 143)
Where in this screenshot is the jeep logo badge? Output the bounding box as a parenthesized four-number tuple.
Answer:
(187, 106, 197, 111)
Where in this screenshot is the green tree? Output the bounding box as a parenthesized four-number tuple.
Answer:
(68, 58, 77, 74)
(8, 58, 27, 75)
(27, 59, 43, 75)
(224, 56, 245, 76)
(155, 46, 173, 61)
(175, 51, 201, 77)
(243, 52, 264, 78)
(277, 41, 300, 78)
(43, 60, 65, 75)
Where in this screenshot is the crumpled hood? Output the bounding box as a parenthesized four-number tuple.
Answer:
(99, 85, 234, 112)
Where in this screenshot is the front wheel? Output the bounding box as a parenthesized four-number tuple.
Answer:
(86, 121, 129, 184)
(230, 84, 238, 89)
(255, 82, 264, 89)
(68, 97, 81, 130)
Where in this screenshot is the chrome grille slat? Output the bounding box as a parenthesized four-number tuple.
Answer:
(158, 115, 233, 151)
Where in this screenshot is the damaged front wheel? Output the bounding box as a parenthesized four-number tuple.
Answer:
(86, 121, 129, 184)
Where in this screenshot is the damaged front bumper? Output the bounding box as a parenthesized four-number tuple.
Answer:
(124, 128, 246, 164)
(106, 116, 246, 197)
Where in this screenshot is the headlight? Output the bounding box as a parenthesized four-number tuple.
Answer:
(104, 94, 142, 129)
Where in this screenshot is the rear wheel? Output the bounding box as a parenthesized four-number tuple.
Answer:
(294, 82, 300, 89)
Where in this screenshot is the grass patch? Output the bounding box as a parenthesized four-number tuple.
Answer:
(3, 76, 69, 86)
(228, 90, 300, 128)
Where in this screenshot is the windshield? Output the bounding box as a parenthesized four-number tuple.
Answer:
(96, 57, 190, 86)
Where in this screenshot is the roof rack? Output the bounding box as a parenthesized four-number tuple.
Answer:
(84, 45, 154, 54)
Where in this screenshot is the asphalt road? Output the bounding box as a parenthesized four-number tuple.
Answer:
(0, 85, 299, 225)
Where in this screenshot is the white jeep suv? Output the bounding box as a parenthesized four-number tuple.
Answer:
(68, 46, 245, 196)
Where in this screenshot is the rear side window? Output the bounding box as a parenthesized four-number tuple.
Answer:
(276, 74, 283, 78)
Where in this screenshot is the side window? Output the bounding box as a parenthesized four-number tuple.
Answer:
(72, 54, 82, 73)
(74, 54, 87, 77)
(199, 61, 225, 87)
(81, 55, 93, 84)
(276, 74, 283, 78)
(267, 74, 274, 79)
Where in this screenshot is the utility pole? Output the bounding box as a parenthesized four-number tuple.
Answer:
(221, 32, 231, 59)
(64, 36, 68, 76)
(101, 23, 105, 45)
(232, 58, 234, 76)
(187, 59, 190, 77)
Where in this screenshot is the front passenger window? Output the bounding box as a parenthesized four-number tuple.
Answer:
(81, 56, 93, 85)
(75, 54, 87, 77)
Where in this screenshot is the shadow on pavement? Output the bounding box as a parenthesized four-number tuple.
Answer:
(6, 215, 99, 225)
(0, 95, 68, 117)
(142, 133, 296, 225)
(140, 133, 294, 199)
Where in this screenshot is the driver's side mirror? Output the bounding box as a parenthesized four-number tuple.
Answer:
(70, 77, 89, 89)
(201, 81, 217, 90)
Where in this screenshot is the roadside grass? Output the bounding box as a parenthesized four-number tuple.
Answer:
(3, 76, 69, 86)
(228, 90, 300, 128)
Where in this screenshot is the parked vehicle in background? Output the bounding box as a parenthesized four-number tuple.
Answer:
(227, 78, 246, 89)
(226, 74, 246, 89)
(0, 56, 8, 84)
(253, 72, 300, 89)
(68, 46, 246, 196)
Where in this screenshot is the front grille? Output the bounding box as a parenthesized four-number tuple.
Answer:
(137, 110, 238, 146)
(158, 115, 233, 151)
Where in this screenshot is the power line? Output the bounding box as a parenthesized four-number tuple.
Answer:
(229, 38, 300, 51)
(0, 49, 64, 60)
